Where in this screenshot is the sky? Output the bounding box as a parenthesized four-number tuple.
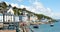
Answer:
(0, 0, 60, 19)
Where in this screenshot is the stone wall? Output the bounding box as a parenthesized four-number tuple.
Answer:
(0, 30, 16, 32)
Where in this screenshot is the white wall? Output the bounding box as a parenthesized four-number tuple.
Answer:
(7, 8, 14, 14)
(0, 13, 3, 22)
(0, 16, 3, 22)
(4, 15, 14, 22)
(15, 16, 19, 22)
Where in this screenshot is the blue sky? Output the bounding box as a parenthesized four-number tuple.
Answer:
(0, 0, 60, 19)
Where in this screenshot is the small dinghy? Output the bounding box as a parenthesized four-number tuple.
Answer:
(50, 23, 54, 27)
(33, 25, 39, 28)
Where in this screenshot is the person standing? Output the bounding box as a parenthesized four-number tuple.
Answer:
(19, 11, 30, 32)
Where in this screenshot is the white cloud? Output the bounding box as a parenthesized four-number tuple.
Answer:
(19, 1, 60, 19)
(25, 1, 52, 15)
(11, 3, 19, 7)
(20, 5, 25, 8)
(5, 2, 9, 5)
(51, 12, 60, 19)
(19, 1, 52, 15)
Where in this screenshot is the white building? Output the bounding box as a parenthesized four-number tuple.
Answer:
(4, 13, 14, 22)
(7, 7, 14, 15)
(4, 5, 15, 22)
(40, 17, 50, 22)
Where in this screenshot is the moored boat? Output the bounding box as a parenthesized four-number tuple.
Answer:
(33, 25, 39, 28)
(50, 23, 54, 27)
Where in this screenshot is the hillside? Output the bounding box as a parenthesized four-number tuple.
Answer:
(0, 2, 56, 22)
(12, 7, 52, 19)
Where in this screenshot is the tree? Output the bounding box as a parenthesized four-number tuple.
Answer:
(13, 7, 22, 15)
(0, 2, 7, 13)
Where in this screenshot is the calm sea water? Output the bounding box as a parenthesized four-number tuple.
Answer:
(30, 21, 60, 32)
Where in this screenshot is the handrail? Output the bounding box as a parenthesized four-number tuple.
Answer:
(29, 28, 34, 32)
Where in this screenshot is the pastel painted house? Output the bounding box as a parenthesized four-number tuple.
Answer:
(30, 15, 38, 23)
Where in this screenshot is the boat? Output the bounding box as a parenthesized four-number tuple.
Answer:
(33, 25, 39, 28)
(50, 23, 54, 27)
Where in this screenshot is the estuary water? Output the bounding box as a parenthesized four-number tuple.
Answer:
(30, 21, 60, 32)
